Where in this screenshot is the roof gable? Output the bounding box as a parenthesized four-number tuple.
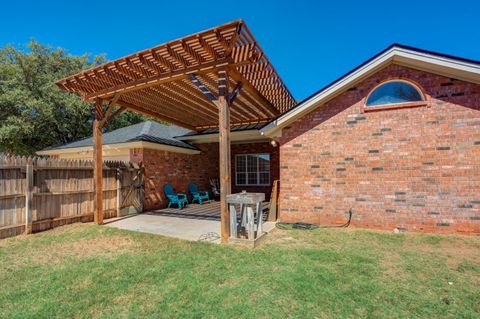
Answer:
(261, 44, 480, 136)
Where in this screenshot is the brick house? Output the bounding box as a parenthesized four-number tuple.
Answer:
(43, 44, 480, 235)
(39, 121, 279, 211)
(261, 44, 480, 235)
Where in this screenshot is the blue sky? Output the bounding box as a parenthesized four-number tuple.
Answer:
(2, 0, 479, 100)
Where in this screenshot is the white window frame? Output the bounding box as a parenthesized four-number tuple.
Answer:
(235, 153, 270, 186)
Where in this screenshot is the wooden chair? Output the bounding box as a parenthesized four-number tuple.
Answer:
(163, 183, 188, 209)
(209, 178, 220, 200)
(188, 182, 209, 204)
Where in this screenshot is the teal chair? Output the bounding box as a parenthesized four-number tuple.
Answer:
(188, 182, 209, 205)
(163, 183, 188, 209)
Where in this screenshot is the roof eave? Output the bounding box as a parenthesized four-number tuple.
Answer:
(37, 140, 200, 156)
(261, 45, 480, 136)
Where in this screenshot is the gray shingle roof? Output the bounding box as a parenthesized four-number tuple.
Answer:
(45, 121, 197, 151)
(179, 123, 266, 136)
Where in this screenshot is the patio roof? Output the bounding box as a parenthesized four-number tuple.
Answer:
(56, 20, 296, 130)
(57, 20, 288, 243)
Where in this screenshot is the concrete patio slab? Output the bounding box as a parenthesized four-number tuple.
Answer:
(105, 202, 276, 244)
(106, 214, 222, 243)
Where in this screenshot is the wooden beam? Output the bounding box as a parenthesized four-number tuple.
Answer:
(56, 20, 239, 82)
(228, 68, 280, 116)
(185, 72, 257, 123)
(116, 100, 199, 131)
(216, 68, 231, 243)
(146, 84, 218, 122)
(125, 58, 150, 77)
(228, 82, 242, 104)
(225, 22, 242, 56)
(100, 93, 122, 128)
(84, 59, 230, 101)
(214, 30, 230, 51)
(181, 40, 205, 64)
(164, 82, 220, 121)
(151, 49, 177, 71)
(114, 62, 140, 81)
(93, 98, 104, 225)
(166, 45, 190, 68)
(128, 85, 217, 124)
(189, 68, 232, 242)
(105, 106, 126, 125)
(138, 55, 164, 75)
(56, 20, 298, 128)
(189, 73, 252, 122)
(188, 74, 218, 102)
(197, 35, 219, 60)
(194, 118, 271, 130)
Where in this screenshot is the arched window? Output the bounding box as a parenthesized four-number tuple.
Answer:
(366, 80, 424, 107)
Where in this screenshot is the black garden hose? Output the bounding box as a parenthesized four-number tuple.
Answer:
(276, 208, 353, 230)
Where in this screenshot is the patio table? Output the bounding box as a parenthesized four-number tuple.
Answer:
(226, 192, 265, 240)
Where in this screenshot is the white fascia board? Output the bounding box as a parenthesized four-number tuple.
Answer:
(37, 141, 200, 156)
(392, 48, 480, 83)
(261, 47, 480, 136)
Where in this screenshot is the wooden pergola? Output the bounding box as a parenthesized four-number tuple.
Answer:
(56, 19, 295, 243)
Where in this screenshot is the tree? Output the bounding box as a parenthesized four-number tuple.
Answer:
(0, 40, 149, 155)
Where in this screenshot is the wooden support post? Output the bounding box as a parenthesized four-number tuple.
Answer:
(217, 68, 231, 243)
(93, 98, 104, 225)
(116, 168, 121, 217)
(229, 204, 237, 239)
(188, 68, 242, 244)
(24, 161, 33, 234)
(100, 93, 122, 128)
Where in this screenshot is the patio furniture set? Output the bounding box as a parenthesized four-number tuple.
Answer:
(163, 182, 211, 209)
(164, 181, 266, 242)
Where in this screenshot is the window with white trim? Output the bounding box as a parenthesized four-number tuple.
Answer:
(235, 154, 270, 186)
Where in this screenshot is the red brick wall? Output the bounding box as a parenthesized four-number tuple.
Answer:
(279, 64, 480, 235)
(130, 142, 279, 210)
(130, 144, 218, 210)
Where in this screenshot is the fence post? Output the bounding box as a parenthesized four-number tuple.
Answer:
(116, 168, 121, 217)
(25, 161, 33, 234)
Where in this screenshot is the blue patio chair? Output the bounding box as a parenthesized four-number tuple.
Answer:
(163, 183, 188, 209)
(188, 182, 209, 205)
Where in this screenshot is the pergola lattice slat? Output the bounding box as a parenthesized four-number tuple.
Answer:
(57, 20, 296, 244)
(56, 20, 295, 129)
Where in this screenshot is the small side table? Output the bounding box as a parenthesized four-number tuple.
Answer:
(226, 192, 265, 240)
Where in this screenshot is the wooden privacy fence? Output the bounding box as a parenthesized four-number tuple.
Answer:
(0, 156, 144, 239)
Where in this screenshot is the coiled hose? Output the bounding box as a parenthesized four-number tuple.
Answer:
(276, 208, 353, 230)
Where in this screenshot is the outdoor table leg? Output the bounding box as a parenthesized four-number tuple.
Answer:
(247, 206, 255, 239)
(229, 204, 237, 239)
(240, 203, 246, 227)
(256, 202, 263, 234)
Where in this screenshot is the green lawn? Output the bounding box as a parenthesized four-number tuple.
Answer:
(0, 224, 479, 319)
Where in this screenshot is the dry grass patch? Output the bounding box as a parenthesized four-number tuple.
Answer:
(31, 235, 136, 265)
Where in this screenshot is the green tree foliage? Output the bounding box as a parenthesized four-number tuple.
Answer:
(0, 40, 149, 155)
